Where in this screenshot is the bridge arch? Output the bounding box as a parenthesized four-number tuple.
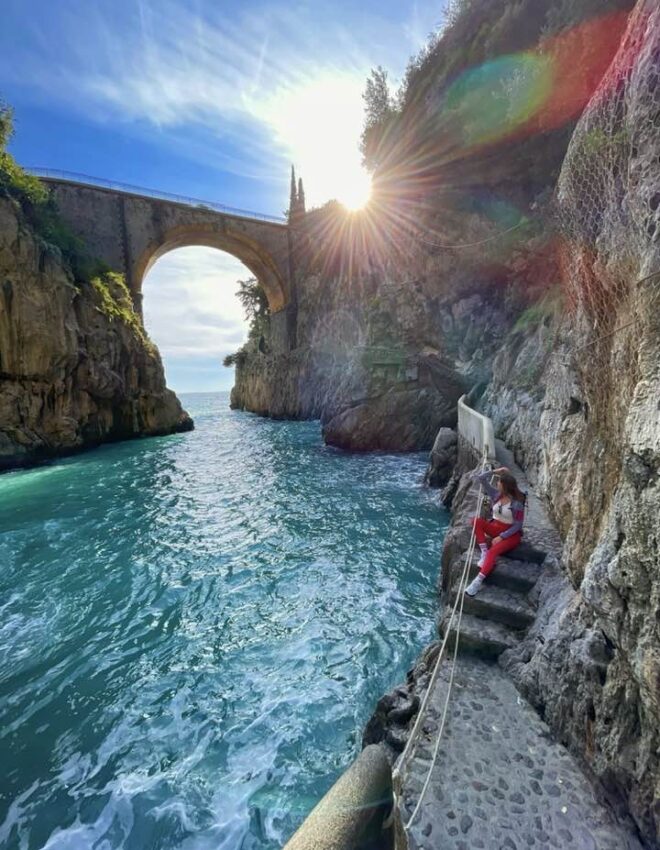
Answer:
(133, 222, 288, 313)
(29, 174, 292, 318)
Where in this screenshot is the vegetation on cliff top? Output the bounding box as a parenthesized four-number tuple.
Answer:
(361, 0, 633, 173)
(223, 277, 270, 368)
(1, 100, 153, 351)
(0, 101, 107, 282)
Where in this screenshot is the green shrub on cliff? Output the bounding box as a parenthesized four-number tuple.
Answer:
(360, 67, 398, 171)
(223, 350, 247, 368)
(0, 100, 104, 281)
(0, 103, 12, 150)
(0, 102, 49, 205)
(223, 277, 270, 368)
(236, 277, 269, 335)
(90, 272, 154, 351)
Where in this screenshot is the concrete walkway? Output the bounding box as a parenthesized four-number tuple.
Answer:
(399, 656, 643, 850)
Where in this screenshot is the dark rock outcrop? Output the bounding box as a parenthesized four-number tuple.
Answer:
(322, 387, 458, 452)
(231, 264, 520, 451)
(425, 427, 458, 487)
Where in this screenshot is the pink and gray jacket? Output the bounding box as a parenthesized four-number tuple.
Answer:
(477, 470, 526, 539)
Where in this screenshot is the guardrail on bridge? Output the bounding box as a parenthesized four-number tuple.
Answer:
(27, 167, 288, 225)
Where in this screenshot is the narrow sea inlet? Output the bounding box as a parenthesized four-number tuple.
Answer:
(0, 393, 447, 849)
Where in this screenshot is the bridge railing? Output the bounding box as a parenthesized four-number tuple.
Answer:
(457, 394, 496, 462)
(27, 167, 287, 225)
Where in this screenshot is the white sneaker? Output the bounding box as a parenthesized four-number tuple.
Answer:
(465, 574, 485, 597)
(477, 545, 488, 568)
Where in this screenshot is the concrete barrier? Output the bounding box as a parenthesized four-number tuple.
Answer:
(457, 394, 496, 463)
(283, 744, 394, 850)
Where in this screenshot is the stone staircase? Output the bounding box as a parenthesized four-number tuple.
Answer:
(440, 547, 545, 658)
(439, 439, 561, 660)
(398, 425, 644, 849)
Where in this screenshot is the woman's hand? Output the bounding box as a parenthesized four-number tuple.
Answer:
(492, 536, 503, 545)
(493, 467, 509, 475)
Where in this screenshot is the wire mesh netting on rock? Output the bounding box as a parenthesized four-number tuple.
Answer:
(555, 0, 660, 416)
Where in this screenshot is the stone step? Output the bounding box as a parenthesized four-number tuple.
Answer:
(439, 610, 520, 659)
(449, 580, 535, 630)
(464, 551, 543, 593)
(505, 540, 547, 564)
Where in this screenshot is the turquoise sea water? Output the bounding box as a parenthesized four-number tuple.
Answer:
(0, 393, 447, 850)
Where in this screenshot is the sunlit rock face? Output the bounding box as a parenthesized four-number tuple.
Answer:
(0, 198, 192, 470)
(233, 279, 477, 450)
(230, 227, 549, 451)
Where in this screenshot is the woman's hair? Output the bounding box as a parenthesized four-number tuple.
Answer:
(498, 473, 526, 504)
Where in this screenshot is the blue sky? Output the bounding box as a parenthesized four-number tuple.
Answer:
(1, 0, 444, 392)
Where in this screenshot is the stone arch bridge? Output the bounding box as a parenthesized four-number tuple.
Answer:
(32, 170, 296, 351)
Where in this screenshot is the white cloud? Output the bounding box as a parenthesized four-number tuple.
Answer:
(142, 246, 250, 361)
(2, 0, 441, 205)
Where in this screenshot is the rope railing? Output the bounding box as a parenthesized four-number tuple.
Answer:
(391, 446, 489, 843)
(27, 167, 288, 226)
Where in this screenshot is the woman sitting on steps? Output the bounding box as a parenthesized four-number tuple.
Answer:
(465, 466, 526, 597)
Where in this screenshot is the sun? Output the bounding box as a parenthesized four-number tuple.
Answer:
(338, 170, 373, 211)
(251, 72, 373, 210)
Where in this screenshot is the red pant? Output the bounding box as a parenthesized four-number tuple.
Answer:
(472, 518, 522, 576)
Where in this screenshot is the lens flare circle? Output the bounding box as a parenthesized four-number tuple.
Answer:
(443, 54, 552, 148)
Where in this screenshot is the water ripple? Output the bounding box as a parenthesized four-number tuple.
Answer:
(0, 393, 447, 849)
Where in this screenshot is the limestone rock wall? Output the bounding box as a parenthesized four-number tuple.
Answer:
(231, 236, 549, 450)
(363, 3, 660, 843)
(480, 5, 660, 842)
(0, 197, 192, 470)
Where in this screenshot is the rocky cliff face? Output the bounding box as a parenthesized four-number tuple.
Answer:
(481, 4, 660, 842)
(0, 196, 192, 470)
(231, 215, 555, 450)
(231, 0, 633, 453)
(368, 4, 660, 843)
(235, 0, 658, 843)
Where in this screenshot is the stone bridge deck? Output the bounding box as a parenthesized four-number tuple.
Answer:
(31, 170, 294, 331)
